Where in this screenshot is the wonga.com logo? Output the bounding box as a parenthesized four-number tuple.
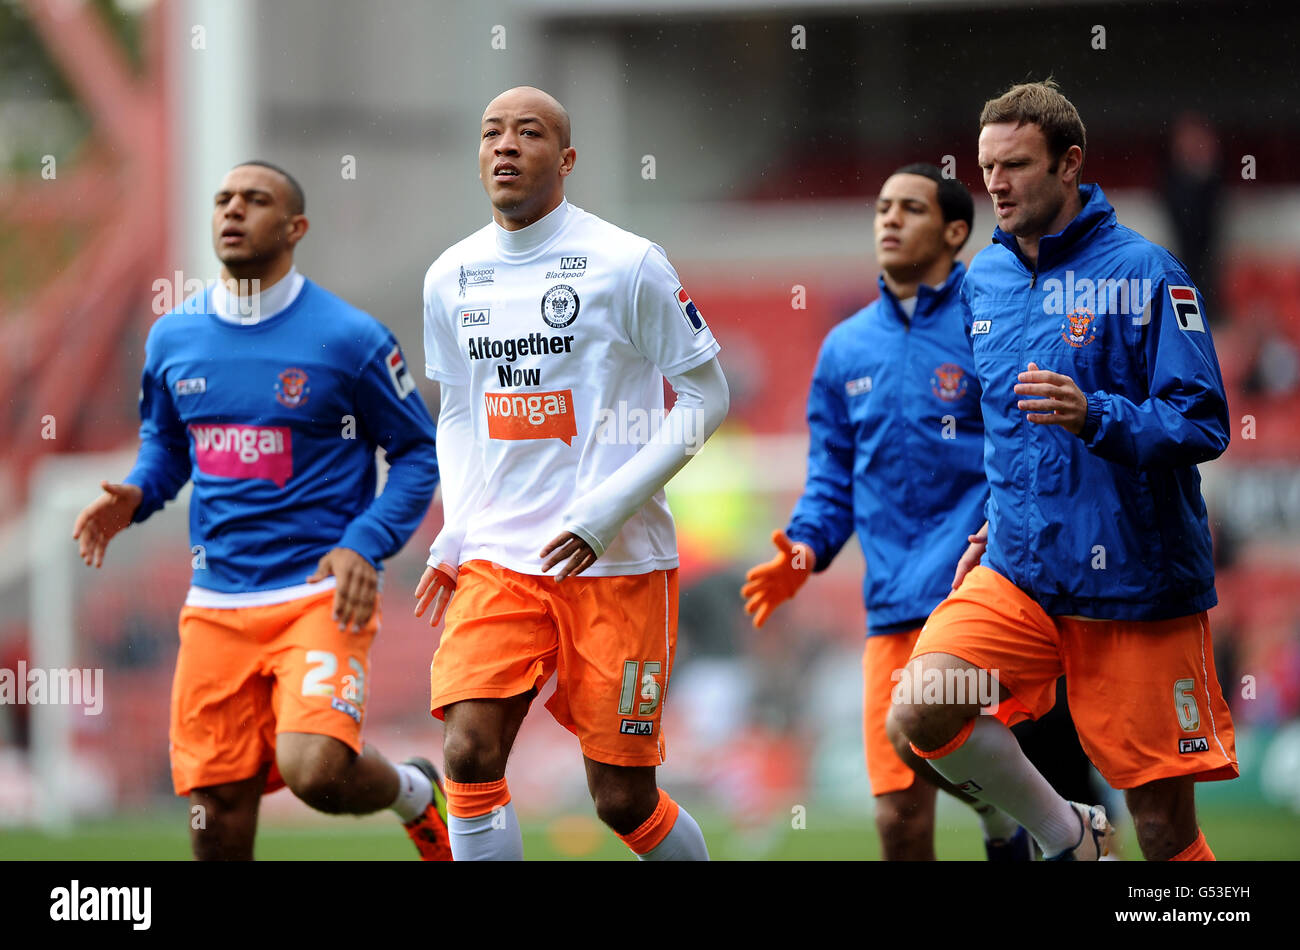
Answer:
(484, 390, 578, 444)
(190, 424, 294, 487)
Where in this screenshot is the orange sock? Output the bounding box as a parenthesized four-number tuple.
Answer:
(910, 718, 975, 760)
(444, 777, 511, 819)
(1170, 829, 1215, 861)
(617, 788, 680, 855)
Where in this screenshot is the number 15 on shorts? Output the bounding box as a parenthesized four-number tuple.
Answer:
(619, 660, 661, 733)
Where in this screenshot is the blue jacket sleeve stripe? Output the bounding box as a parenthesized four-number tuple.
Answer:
(1084, 278, 1230, 467)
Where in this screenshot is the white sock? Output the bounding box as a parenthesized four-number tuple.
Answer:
(926, 715, 1082, 856)
(973, 803, 1020, 842)
(389, 763, 433, 822)
(449, 802, 524, 861)
(637, 805, 709, 861)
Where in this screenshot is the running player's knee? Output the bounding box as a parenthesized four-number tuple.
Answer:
(1126, 777, 1197, 860)
(889, 679, 974, 752)
(442, 728, 507, 783)
(591, 783, 656, 836)
(886, 706, 918, 762)
(1127, 799, 1196, 861)
(282, 762, 344, 812)
(277, 738, 354, 813)
(1129, 810, 1185, 861)
(888, 698, 938, 749)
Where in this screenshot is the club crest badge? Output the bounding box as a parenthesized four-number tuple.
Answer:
(541, 284, 580, 329)
(931, 363, 969, 402)
(1061, 308, 1098, 348)
(275, 367, 310, 408)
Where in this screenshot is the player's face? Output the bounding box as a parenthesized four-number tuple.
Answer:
(211, 166, 300, 269)
(874, 174, 951, 276)
(978, 121, 1071, 240)
(479, 90, 575, 228)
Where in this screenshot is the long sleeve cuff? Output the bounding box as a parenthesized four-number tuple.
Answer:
(1080, 392, 1106, 443)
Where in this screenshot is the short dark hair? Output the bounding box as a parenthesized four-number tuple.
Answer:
(233, 160, 306, 215)
(889, 162, 975, 250)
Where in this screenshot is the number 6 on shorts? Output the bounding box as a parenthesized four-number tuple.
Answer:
(1174, 677, 1201, 732)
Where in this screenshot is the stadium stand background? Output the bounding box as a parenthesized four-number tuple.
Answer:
(2, 0, 1298, 857)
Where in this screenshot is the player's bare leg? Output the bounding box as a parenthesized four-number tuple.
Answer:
(887, 702, 1025, 858)
(276, 732, 451, 860)
(583, 759, 659, 834)
(874, 783, 938, 861)
(276, 733, 400, 813)
(583, 757, 709, 860)
(189, 767, 267, 861)
(893, 653, 1110, 860)
(888, 713, 979, 803)
(438, 693, 532, 860)
(1125, 775, 1203, 860)
(891, 653, 987, 748)
(442, 693, 533, 782)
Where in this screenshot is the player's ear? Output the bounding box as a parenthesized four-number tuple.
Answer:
(946, 219, 970, 254)
(1060, 144, 1084, 186)
(287, 214, 309, 246)
(559, 146, 577, 179)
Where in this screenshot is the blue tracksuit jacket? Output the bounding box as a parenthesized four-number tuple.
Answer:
(963, 183, 1229, 619)
(787, 262, 988, 636)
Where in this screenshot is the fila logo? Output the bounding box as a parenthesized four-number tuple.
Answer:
(1178, 736, 1209, 754)
(956, 779, 983, 794)
(461, 308, 490, 327)
(175, 377, 206, 396)
(845, 375, 873, 397)
(386, 345, 416, 399)
(331, 697, 362, 724)
(559, 256, 587, 270)
(1169, 286, 1204, 332)
(619, 719, 654, 736)
(971, 320, 992, 335)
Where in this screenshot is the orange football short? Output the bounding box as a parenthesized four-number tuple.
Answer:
(863, 629, 923, 796)
(170, 589, 377, 796)
(911, 565, 1238, 790)
(864, 627, 1017, 796)
(430, 560, 679, 768)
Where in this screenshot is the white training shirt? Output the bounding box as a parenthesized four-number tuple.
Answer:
(423, 200, 721, 577)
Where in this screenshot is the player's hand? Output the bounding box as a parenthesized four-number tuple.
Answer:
(741, 530, 816, 628)
(540, 532, 597, 581)
(413, 562, 458, 627)
(307, 547, 378, 634)
(952, 522, 988, 591)
(1014, 361, 1087, 434)
(72, 481, 143, 568)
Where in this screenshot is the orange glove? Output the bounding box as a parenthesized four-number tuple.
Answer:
(413, 562, 458, 627)
(741, 530, 816, 628)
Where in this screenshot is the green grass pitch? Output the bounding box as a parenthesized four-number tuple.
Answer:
(2, 803, 1296, 860)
